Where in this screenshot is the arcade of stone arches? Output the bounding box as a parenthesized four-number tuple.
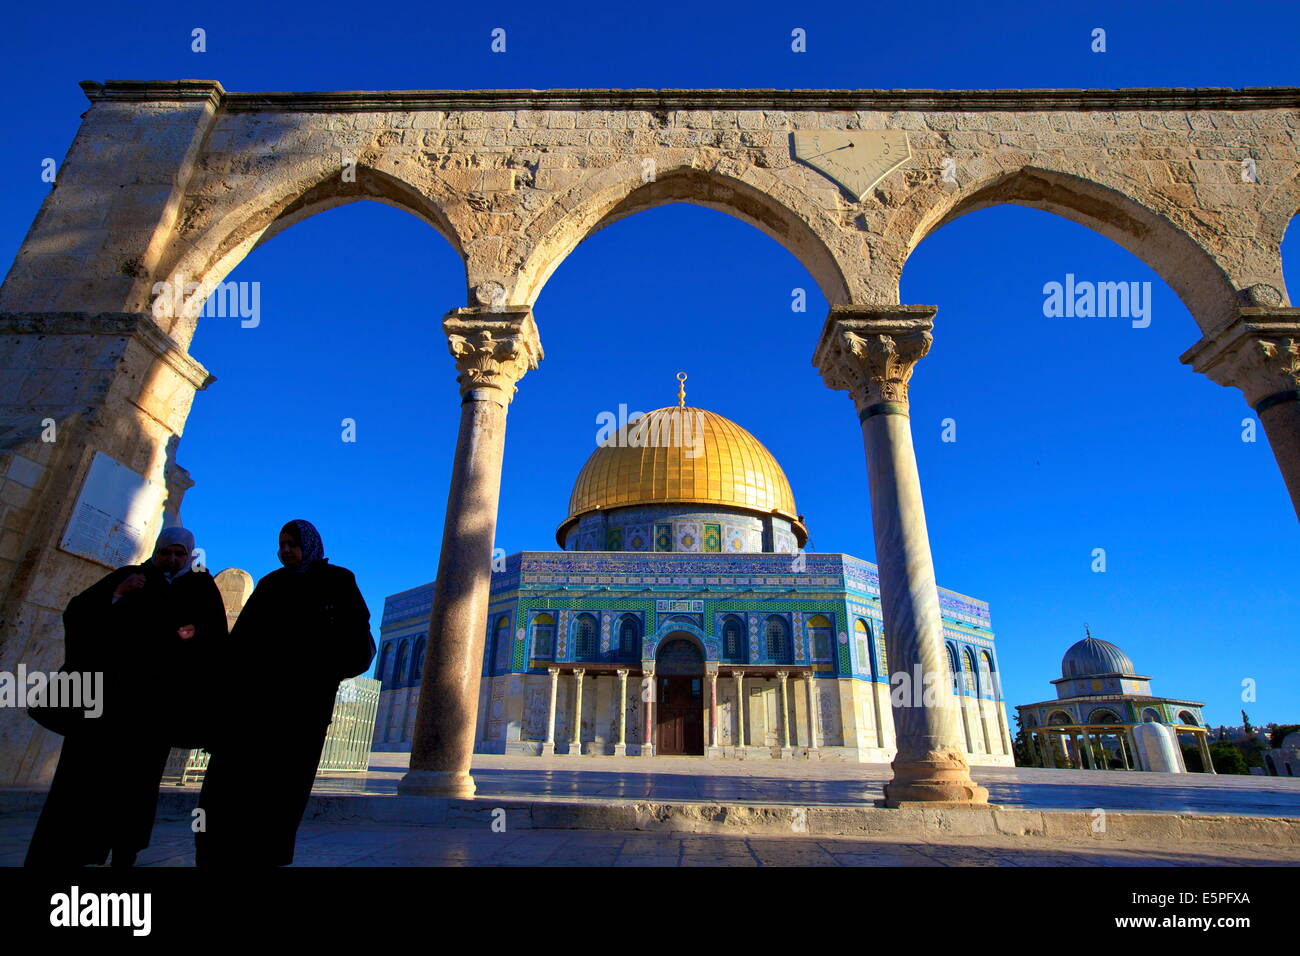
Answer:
(1, 83, 1297, 808)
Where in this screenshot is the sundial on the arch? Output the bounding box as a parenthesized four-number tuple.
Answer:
(792, 130, 911, 200)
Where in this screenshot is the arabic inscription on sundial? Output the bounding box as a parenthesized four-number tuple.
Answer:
(792, 130, 911, 201)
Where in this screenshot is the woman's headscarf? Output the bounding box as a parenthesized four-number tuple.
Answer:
(281, 519, 325, 573)
(153, 526, 195, 581)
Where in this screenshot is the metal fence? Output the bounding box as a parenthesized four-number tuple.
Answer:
(166, 676, 381, 784)
(318, 677, 381, 771)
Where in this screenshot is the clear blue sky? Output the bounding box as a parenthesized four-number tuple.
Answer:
(1, 1, 1296, 730)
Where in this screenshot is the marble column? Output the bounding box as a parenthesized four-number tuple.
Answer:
(1181, 307, 1300, 520)
(733, 671, 746, 752)
(641, 665, 655, 756)
(708, 670, 719, 752)
(1198, 731, 1217, 774)
(541, 666, 560, 756)
(615, 668, 629, 757)
(570, 668, 585, 755)
(777, 671, 792, 757)
(400, 307, 543, 798)
(1117, 732, 1131, 770)
(813, 305, 988, 807)
(804, 674, 821, 753)
(1081, 733, 1096, 769)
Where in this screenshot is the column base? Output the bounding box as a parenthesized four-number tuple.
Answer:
(641, 743, 656, 757)
(780, 747, 794, 760)
(397, 769, 476, 798)
(705, 746, 723, 759)
(567, 742, 582, 755)
(880, 750, 990, 807)
(540, 741, 555, 756)
(613, 743, 627, 757)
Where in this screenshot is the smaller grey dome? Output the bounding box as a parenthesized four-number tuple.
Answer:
(1062, 636, 1136, 679)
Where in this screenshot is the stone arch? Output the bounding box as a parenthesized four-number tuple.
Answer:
(411, 634, 426, 682)
(978, 650, 998, 700)
(154, 162, 467, 346)
(719, 613, 746, 661)
(1046, 710, 1074, 726)
(515, 161, 856, 307)
(1177, 710, 1199, 726)
(962, 646, 979, 696)
(614, 612, 642, 659)
(1257, 170, 1300, 304)
(1088, 708, 1123, 724)
(571, 612, 599, 662)
(655, 633, 707, 675)
(644, 620, 717, 661)
(892, 165, 1241, 331)
(393, 640, 409, 687)
(945, 642, 961, 695)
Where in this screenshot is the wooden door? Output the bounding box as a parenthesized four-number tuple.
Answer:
(657, 675, 704, 755)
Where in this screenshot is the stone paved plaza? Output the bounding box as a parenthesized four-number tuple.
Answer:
(2, 810, 1298, 867)
(4, 755, 1299, 866)
(309, 753, 1300, 817)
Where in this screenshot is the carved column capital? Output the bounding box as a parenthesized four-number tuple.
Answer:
(776, 670, 789, 681)
(1181, 308, 1300, 411)
(812, 305, 936, 416)
(615, 668, 629, 679)
(572, 667, 586, 678)
(443, 305, 544, 403)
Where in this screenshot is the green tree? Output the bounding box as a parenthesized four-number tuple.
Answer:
(1209, 743, 1249, 775)
(1242, 710, 1254, 734)
(1011, 712, 1036, 767)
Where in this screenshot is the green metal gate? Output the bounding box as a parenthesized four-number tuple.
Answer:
(167, 676, 381, 783)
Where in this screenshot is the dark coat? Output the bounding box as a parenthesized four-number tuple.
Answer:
(25, 562, 229, 867)
(195, 559, 374, 867)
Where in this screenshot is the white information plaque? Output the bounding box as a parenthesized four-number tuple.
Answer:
(59, 451, 164, 569)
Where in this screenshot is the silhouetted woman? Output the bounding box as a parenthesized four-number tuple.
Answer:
(195, 520, 373, 866)
(26, 526, 227, 867)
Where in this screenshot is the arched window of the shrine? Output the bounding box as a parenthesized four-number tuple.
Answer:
(1089, 709, 1122, 725)
(854, 618, 872, 677)
(808, 614, 832, 661)
(979, 650, 998, 699)
(945, 643, 961, 695)
(532, 613, 555, 659)
(494, 616, 512, 673)
(574, 613, 598, 661)
(617, 616, 640, 660)
(764, 615, 790, 662)
(962, 647, 978, 696)
(393, 641, 409, 687)
(1178, 710, 1199, 726)
(376, 643, 392, 686)
(1141, 707, 1161, 722)
(1047, 711, 1073, 726)
(411, 634, 426, 683)
(722, 615, 745, 662)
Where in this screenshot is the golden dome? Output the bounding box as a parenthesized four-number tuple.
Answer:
(558, 405, 806, 546)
